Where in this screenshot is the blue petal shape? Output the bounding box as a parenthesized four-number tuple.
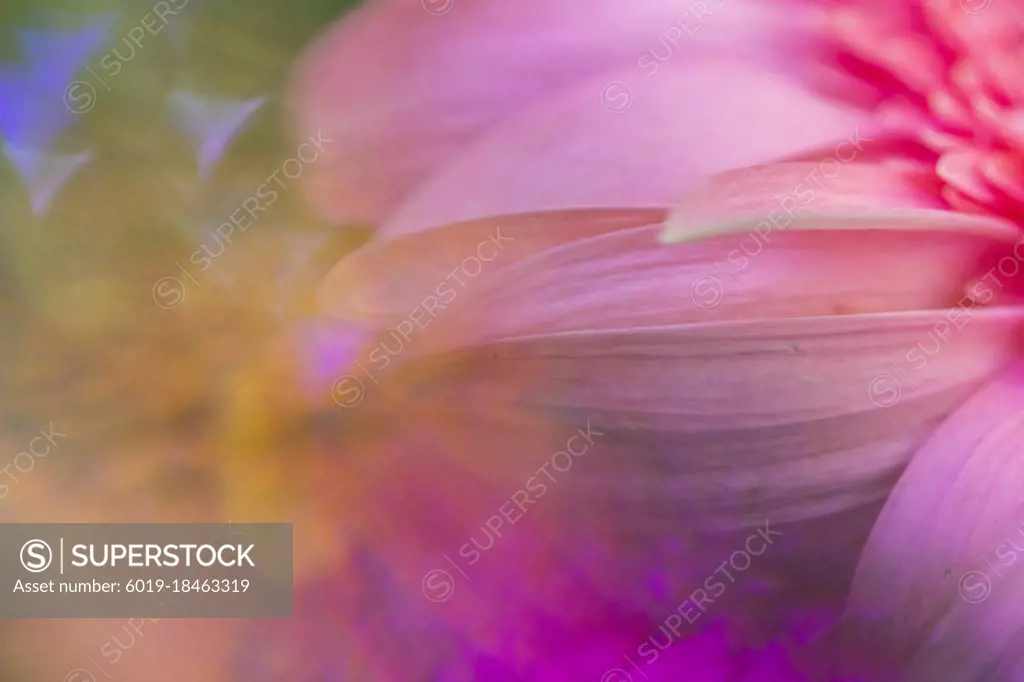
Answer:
(0, 17, 115, 148)
(167, 90, 267, 177)
(3, 142, 92, 214)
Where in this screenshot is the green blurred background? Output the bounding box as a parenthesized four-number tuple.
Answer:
(0, 0, 366, 451)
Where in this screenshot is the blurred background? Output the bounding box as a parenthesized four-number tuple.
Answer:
(0, 0, 364, 679)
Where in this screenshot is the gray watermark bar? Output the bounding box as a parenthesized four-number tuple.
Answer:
(0, 523, 292, 617)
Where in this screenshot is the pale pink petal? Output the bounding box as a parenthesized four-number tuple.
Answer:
(318, 207, 663, 323)
(661, 161, 1017, 243)
(429, 218, 1013, 348)
(402, 310, 1023, 509)
(289, 0, 814, 225)
(834, 361, 1024, 680)
(381, 61, 875, 235)
(320, 202, 1017, 347)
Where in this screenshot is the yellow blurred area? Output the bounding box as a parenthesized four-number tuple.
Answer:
(0, 300, 354, 679)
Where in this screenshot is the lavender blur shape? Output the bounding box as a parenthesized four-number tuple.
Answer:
(0, 18, 113, 147)
(167, 90, 267, 178)
(0, 19, 113, 214)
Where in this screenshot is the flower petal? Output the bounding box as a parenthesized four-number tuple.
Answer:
(343, 308, 1023, 649)
(422, 218, 1014, 349)
(318, 207, 663, 323)
(320, 204, 1018, 349)
(288, 0, 818, 226)
(833, 361, 1024, 680)
(381, 61, 873, 235)
(394, 309, 1022, 498)
(661, 161, 1018, 244)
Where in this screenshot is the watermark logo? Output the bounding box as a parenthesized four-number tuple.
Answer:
(64, 669, 97, 682)
(421, 569, 456, 603)
(151, 270, 192, 310)
(688, 275, 724, 309)
(959, 570, 992, 604)
(331, 374, 367, 408)
(422, 0, 454, 15)
(2, 523, 292, 617)
(958, 520, 1024, 604)
(959, 0, 993, 15)
(600, 81, 634, 114)
(20, 539, 52, 573)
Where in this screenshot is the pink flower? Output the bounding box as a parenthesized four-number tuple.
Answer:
(284, 0, 1024, 679)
